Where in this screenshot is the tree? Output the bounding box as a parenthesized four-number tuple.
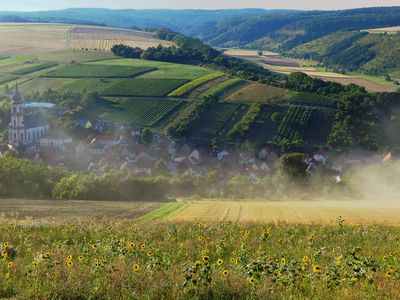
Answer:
(274, 153, 308, 191)
(141, 128, 154, 145)
(271, 112, 283, 123)
(153, 159, 170, 176)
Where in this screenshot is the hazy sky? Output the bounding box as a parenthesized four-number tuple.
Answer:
(0, 0, 399, 11)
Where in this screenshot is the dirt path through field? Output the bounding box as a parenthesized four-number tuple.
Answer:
(167, 200, 400, 225)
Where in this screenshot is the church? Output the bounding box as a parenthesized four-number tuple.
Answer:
(8, 85, 50, 147)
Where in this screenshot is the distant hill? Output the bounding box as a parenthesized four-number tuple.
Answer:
(0, 8, 292, 34)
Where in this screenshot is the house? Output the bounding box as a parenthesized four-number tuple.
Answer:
(133, 167, 152, 177)
(89, 144, 106, 156)
(260, 162, 271, 173)
(312, 149, 327, 165)
(188, 149, 201, 165)
(168, 141, 177, 157)
(217, 150, 229, 161)
(40, 129, 73, 152)
(92, 135, 121, 147)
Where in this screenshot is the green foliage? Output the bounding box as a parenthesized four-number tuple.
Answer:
(141, 128, 154, 144)
(289, 92, 337, 109)
(228, 102, 261, 140)
(271, 112, 283, 123)
(274, 153, 308, 189)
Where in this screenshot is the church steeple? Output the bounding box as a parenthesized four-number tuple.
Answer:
(11, 83, 22, 104)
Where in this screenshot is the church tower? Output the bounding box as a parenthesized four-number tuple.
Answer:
(8, 84, 25, 146)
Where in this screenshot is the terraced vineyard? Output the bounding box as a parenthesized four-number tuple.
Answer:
(289, 92, 337, 109)
(273, 106, 313, 144)
(168, 72, 224, 97)
(190, 102, 243, 141)
(203, 78, 244, 98)
(45, 64, 154, 78)
(101, 97, 186, 127)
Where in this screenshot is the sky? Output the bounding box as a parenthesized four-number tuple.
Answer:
(0, 0, 399, 11)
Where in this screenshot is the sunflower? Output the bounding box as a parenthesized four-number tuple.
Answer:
(217, 258, 224, 266)
(133, 264, 140, 271)
(66, 260, 73, 268)
(141, 244, 145, 250)
(78, 255, 84, 262)
(103, 245, 109, 251)
(32, 261, 38, 268)
(1, 251, 7, 258)
(232, 250, 237, 256)
(66, 255, 72, 261)
(386, 271, 393, 278)
(383, 255, 388, 261)
(222, 270, 228, 276)
(280, 258, 286, 265)
(147, 250, 153, 257)
(197, 223, 203, 229)
(248, 277, 256, 284)
(313, 265, 321, 273)
(197, 236, 203, 241)
(7, 261, 12, 269)
(388, 265, 394, 271)
(195, 260, 202, 267)
(3, 242, 9, 247)
(302, 256, 309, 263)
(45, 252, 51, 259)
(278, 270, 284, 277)
(202, 255, 210, 263)
(301, 264, 308, 271)
(336, 255, 344, 265)
(91, 244, 97, 250)
(128, 242, 135, 249)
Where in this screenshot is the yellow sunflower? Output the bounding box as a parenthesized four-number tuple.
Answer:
(302, 256, 309, 263)
(248, 277, 256, 284)
(217, 258, 224, 266)
(128, 242, 135, 249)
(133, 264, 140, 271)
(313, 265, 321, 273)
(202, 255, 210, 263)
(222, 269, 228, 276)
(195, 260, 202, 267)
(7, 261, 12, 269)
(66, 255, 72, 261)
(198, 236, 203, 241)
(197, 223, 203, 229)
(280, 258, 286, 265)
(66, 260, 73, 268)
(78, 255, 84, 262)
(147, 250, 153, 257)
(91, 244, 97, 250)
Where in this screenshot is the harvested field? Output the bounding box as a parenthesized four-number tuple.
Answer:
(168, 200, 400, 226)
(0, 23, 71, 55)
(318, 76, 399, 93)
(226, 82, 287, 103)
(363, 26, 400, 34)
(70, 25, 174, 51)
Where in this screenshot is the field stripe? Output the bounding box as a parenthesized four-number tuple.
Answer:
(136, 201, 190, 222)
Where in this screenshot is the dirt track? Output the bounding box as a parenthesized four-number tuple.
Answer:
(167, 200, 400, 225)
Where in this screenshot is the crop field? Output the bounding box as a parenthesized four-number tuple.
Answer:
(45, 64, 154, 78)
(289, 92, 337, 109)
(3, 200, 400, 298)
(0, 75, 17, 85)
(0, 23, 71, 55)
(362, 26, 400, 34)
(168, 72, 224, 97)
(203, 78, 244, 98)
(10, 62, 58, 75)
(70, 25, 174, 51)
(35, 50, 116, 64)
(226, 82, 288, 103)
(19, 78, 78, 94)
(273, 106, 312, 144)
(60, 78, 188, 97)
(100, 97, 185, 126)
(189, 103, 245, 142)
(88, 58, 213, 80)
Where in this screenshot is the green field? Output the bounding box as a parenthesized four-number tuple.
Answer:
(35, 50, 116, 64)
(203, 78, 244, 97)
(45, 64, 154, 78)
(12, 62, 58, 75)
(87, 59, 214, 80)
(100, 97, 186, 126)
(19, 78, 78, 94)
(168, 72, 224, 97)
(0, 75, 17, 85)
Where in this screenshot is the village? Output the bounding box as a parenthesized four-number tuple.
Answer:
(0, 85, 392, 182)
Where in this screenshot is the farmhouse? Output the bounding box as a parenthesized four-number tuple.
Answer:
(8, 86, 50, 147)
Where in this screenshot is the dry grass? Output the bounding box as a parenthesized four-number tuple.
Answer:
(362, 26, 400, 34)
(226, 82, 287, 102)
(168, 200, 400, 226)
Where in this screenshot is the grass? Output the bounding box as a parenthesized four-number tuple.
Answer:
(100, 97, 185, 126)
(19, 78, 78, 94)
(35, 50, 116, 64)
(168, 72, 224, 97)
(1, 213, 400, 299)
(136, 201, 189, 222)
(45, 64, 154, 78)
(0, 75, 18, 85)
(226, 82, 288, 103)
(88, 59, 214, 80)
(0, 55, 36, 66)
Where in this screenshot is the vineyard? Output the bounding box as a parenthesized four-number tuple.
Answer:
(101, 97, 185, 127)
(45, 64, 154, 78)
(190, 103, 243, 140)
(168, 72, 224, 97)
(273, 106, 313, 144)
(203, 78, 244, 98)
(289, 92, 337, 109)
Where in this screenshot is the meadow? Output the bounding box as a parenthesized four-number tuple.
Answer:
(2, 205, 400, 299)
(226, 83, 288, 103)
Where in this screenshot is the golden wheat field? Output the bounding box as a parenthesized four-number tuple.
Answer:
(167, 200, 400, 226)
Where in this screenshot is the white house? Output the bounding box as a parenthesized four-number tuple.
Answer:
(40, 130, 73, 152)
